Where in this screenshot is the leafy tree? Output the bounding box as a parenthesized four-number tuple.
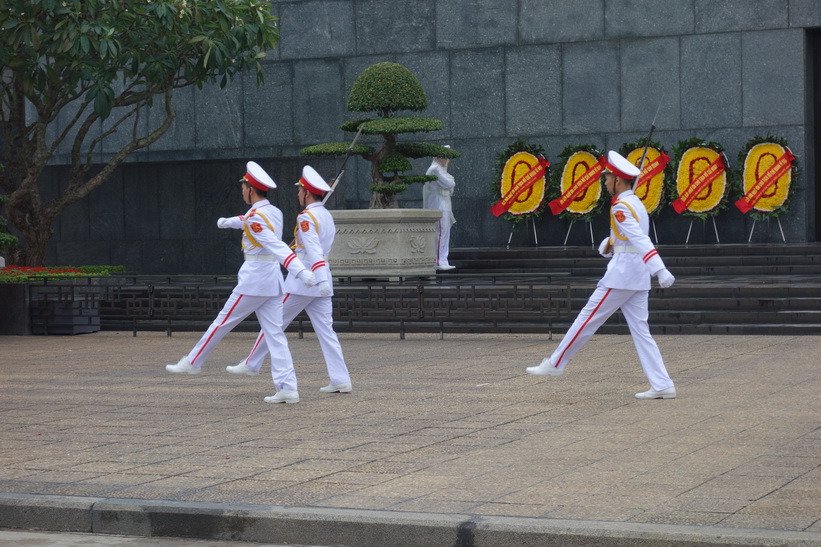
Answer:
(0, 0, 279, 266)
(300, 62, 460, 209)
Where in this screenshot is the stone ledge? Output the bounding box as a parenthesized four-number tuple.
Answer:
(1, 493, 819, 547)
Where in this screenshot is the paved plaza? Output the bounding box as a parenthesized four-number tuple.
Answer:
(0, 330, 819, 546)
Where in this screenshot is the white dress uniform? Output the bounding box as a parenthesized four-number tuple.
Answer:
(166, 162, 313, 396)
(424, 157, 456, 268)
(534, 152, 675, 393)
(239, 167, 351, 389)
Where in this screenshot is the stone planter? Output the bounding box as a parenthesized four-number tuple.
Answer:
(329, 209, 442, 278)
(0, 283, 30, 335)
(0, 280, 102, 335)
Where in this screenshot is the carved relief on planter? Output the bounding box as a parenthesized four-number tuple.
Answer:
(329, 209, 442, 277)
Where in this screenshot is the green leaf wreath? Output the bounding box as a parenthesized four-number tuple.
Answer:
(736, 135, 799, 222)
(549, 144, 605, 221)
(670, 138, 734, 220)
(489, 140, 549, 224)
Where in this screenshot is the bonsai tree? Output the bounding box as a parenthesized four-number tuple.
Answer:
(301, 62, 460, 209)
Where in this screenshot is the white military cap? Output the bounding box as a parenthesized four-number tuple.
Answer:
(602, 150, 640, 180)
(296, 165, 332, 195)
(242, 161, 276, 190)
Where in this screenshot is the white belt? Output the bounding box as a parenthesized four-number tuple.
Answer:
(613, 246, 638, 254)
(244, 254, 276, 262)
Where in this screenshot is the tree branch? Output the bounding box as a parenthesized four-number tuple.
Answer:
(47, 88, 176, 218)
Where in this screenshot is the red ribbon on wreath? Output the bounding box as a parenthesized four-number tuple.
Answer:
(548, 157, 605, 215)
(671, 155, 725, 214)
(634, 151, 670, 191)
(490, 157, 550, 217)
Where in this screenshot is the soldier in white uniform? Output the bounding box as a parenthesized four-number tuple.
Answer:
(527, 150, 677, 400)
(165, 161, 316, 405)
(227, 166, 352, 399)
(424, 150, 456, 270)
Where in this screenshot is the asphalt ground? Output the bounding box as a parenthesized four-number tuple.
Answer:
(0, 330, 819, 546)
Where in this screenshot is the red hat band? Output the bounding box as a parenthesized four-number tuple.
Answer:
(299, 177, 323, 195)
(243, 172, 268, 191)
(600, 156, 635, 181)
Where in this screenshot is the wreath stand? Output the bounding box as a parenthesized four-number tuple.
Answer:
(506, 218, 539, 249)
(748, 217, 786, 243)
(685, 217, 720, 245)
(563, 219, 595, 248)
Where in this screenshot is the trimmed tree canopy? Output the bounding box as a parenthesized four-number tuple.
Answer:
(346, 62, 428, 114)
(340, 116, 445, 136)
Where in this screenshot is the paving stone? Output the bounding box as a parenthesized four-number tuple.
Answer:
(1, 331, 820, 545)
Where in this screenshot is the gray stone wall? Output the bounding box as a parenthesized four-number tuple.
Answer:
(44, 0, 819, 273)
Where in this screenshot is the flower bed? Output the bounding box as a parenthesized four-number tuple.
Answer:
(0, 265, 124, 283)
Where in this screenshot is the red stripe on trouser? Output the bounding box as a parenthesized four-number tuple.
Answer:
(247, 332, 265, 361)
(555, 288, 612, 368)
(436, 220, 442, 265)
(192, 294, 244, 365)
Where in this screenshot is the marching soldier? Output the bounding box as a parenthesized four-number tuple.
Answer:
(165, 161, 316, 404)
(527, 151, 677, 400)
(227, 166, 352, 400)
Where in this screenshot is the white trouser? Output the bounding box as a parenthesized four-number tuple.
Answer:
(435, 216, 452, 267)
(547, 286, 674, 391)
(244, 293, 350, 386)
(186, 292, 297, 391)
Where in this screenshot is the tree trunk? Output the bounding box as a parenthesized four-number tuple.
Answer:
(367, 135, 398, 209)
(11, 219, 54, 267)
(18, 232, 50, 266)
(369, 192, 399, 209)
(6, 188, 56, 267)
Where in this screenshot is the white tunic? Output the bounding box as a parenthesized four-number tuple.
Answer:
(601, 190, 666, 291)
(423, 161, 456, 225)
(221, 199, 306, 296)
(283, 202, 334, 297)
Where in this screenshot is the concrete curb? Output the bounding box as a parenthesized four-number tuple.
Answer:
(1, 493, 819, 546)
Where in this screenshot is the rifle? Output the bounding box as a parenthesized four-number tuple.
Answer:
(322, 124, 364, 205)
(634, 94, 665, 187)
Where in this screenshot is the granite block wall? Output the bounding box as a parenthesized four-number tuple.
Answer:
(39, 0, 819, 273)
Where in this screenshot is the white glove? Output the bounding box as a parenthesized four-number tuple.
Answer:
(297, 269, 316, 288)
(656, 268, 675, 288)
(317, 280, 331, 297)
(598, 238, 613, 258)
(217, 217, 229, 229)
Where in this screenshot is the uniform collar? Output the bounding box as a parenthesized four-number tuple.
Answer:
(611, 189, 634, 204)
(304, 201, 323, 211)
(251, 199, 270, 208)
